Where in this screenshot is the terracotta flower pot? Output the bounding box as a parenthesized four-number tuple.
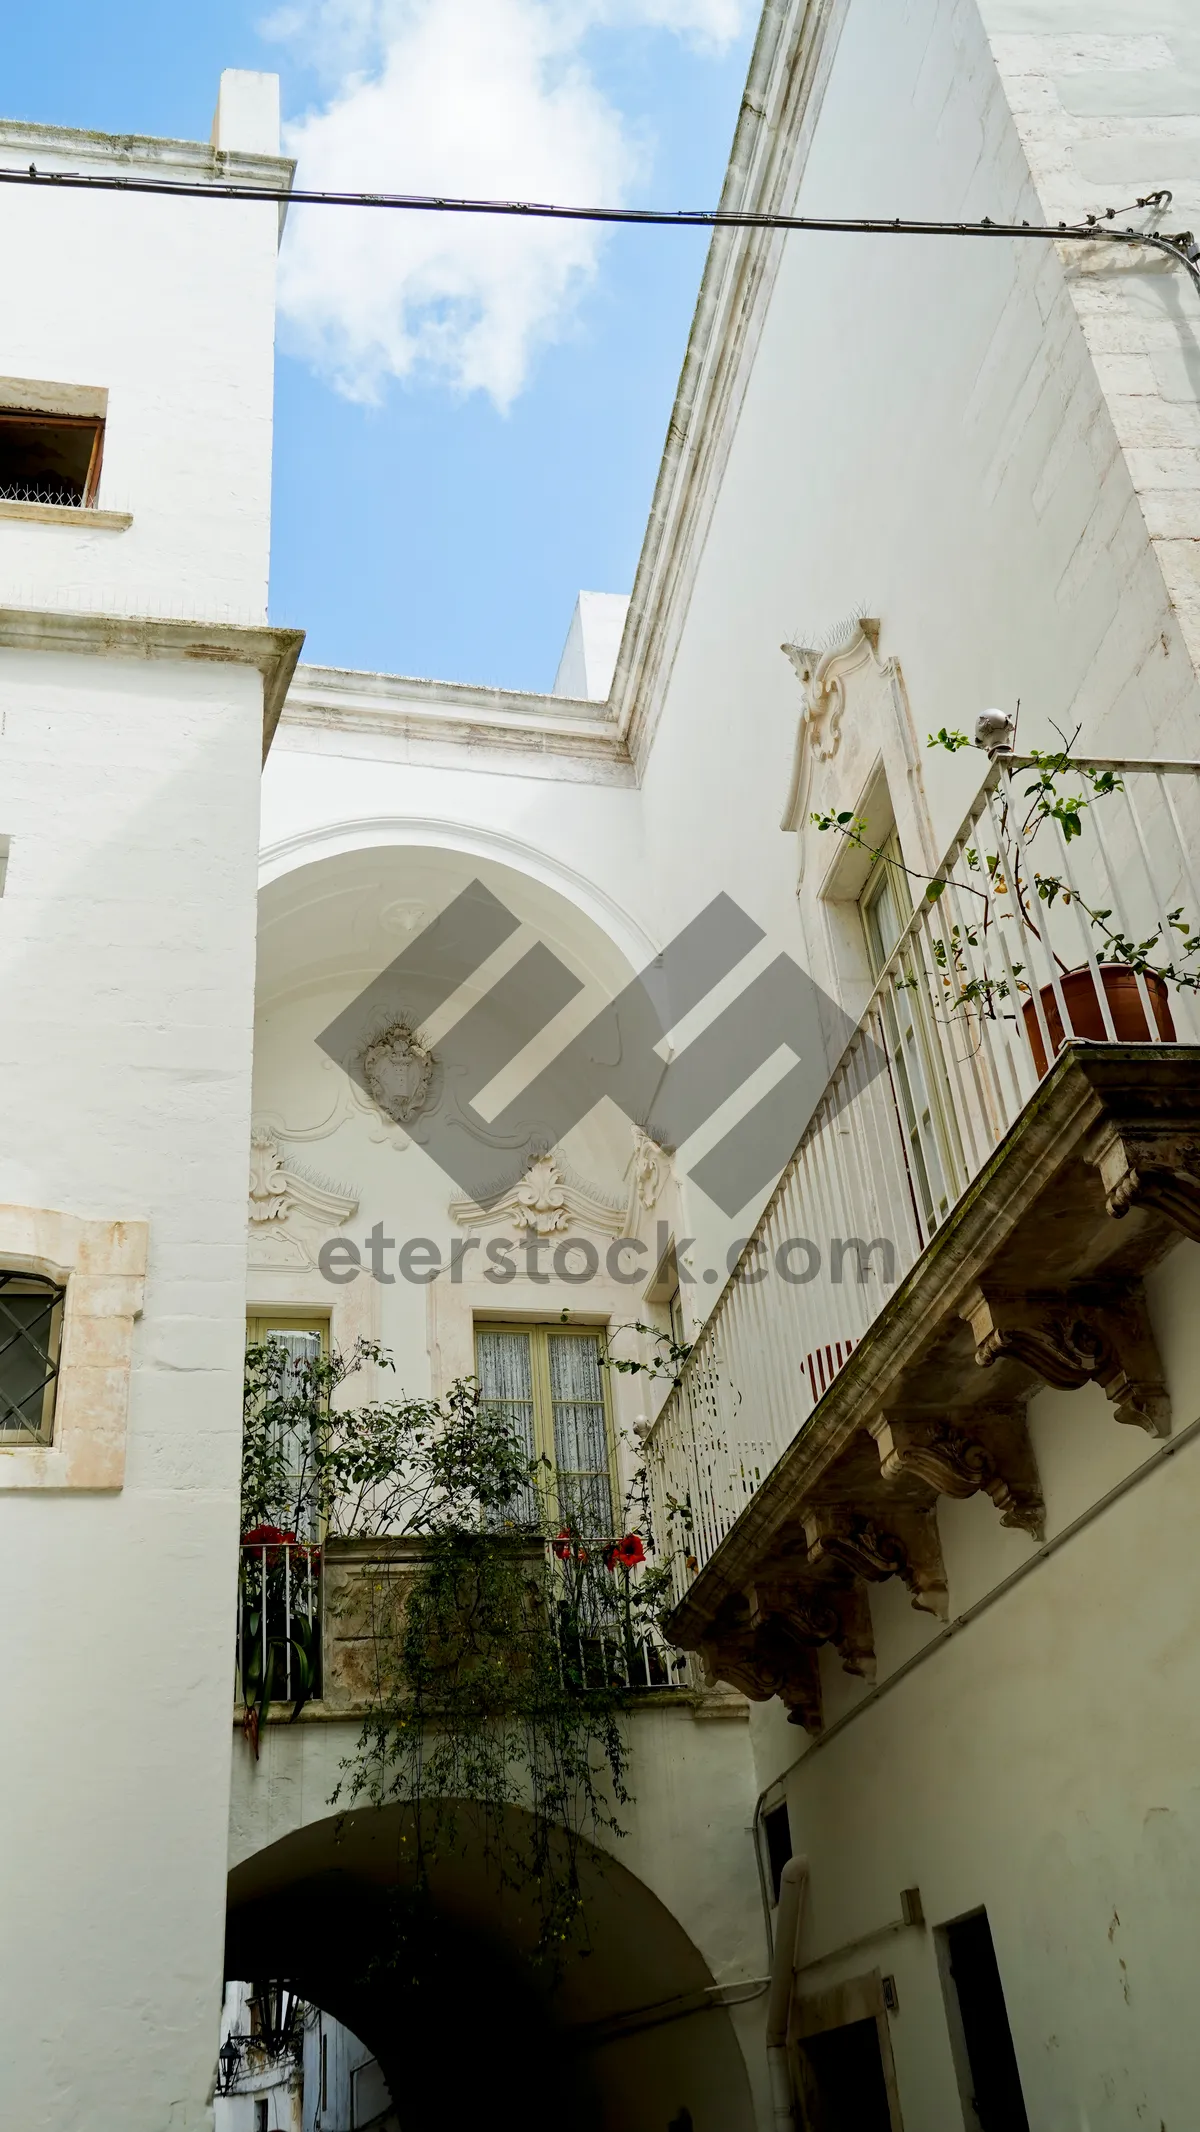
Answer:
(1022, 963, 1175, 1077)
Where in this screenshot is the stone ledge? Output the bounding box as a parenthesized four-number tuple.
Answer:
(0, 499, 132, 530)
(667, 1043, 1200, 1729)
(0, 603, 304, 760)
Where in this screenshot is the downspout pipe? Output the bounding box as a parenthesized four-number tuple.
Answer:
(765, 1854, 808, 2131)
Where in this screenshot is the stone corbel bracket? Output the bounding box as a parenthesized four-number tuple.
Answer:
(963, 1281, 1170, 1438)
(871, 1404, 1045, 1539)
(803, 1503, 949, 1620)
(700, 1609, 824, 1733)
(748, 1572, 876, 1684)
(1087, 1118, 1200, 1241)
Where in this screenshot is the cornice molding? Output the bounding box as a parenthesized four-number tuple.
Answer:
(0, 605, 305, 761)
(0, 117, 295, 195)
(609, 0, 851, 773)
(279, 663, 633, 784)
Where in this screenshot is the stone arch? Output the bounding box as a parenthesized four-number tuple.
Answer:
(227, 1800, 758, 2132)
(258, 814, 660, 974)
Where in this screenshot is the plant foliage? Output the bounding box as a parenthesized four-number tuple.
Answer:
(239, 1338, 677, 1970)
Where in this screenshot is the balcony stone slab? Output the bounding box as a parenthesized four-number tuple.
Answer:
(667, 1043, 1200, 1731)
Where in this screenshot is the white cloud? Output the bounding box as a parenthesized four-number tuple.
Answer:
(272, 0, 751, 408)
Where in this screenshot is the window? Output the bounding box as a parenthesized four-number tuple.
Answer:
(245, 1316, 329, 1538)
(254, 2100, 269, 2132)
(763, 1800, 793, 1903)
(0, 1270, 65, 1443)
(667, 1284, 687, 1354)
(0, 411, 104, 507)
(860, 830, 961, 1234)
(474, 1323, 615, 1535)
(941, 1911, 1030, 2132)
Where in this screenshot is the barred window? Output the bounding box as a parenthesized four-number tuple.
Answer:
(0, 1270, 66, 1443)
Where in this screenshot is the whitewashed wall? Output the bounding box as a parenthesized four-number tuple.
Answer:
(252, 5, 1200, 2124)
(263, 0, 1200, 1304)
(0, 86, 285, 2132)
(0, 77, 289, 623)
(751, 1235, 1200, 2131)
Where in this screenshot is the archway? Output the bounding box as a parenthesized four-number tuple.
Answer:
(227, 1801, 757, 2132)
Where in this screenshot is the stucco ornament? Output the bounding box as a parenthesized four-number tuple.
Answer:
(249, 1123, 291, 1224)
(448, 1148, 626, 1236)
(779, 614, 881, 877)
(630, 1126, 671, 1212)
(360, 1022, 434, 1125)
(246, 1121, 360, 1268)
(512, 1153, 571, 1235)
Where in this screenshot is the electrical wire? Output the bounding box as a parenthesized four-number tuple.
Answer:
(2, 162, 1198, 293)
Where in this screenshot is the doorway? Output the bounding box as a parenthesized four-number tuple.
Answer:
(791, 1972, 903, 2132)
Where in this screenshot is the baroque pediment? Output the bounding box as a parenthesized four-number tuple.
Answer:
(448, 1149, 625, 1237)
(248, 1120, 359, 1267)
(779, 613, 881, 837)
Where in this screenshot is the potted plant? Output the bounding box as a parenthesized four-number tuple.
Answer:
(814, 718, 1199, 1077)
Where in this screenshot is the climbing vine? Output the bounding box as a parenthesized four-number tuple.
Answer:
(239, 1336, 679, 1969)
(812, 721, 1200, 1018)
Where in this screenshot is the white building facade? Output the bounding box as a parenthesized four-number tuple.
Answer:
(3, 3, 1200, 2127)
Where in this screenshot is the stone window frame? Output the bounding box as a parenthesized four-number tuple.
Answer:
(0, 1204, 147, 1491)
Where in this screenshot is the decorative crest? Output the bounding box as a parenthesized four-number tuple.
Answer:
(360, 1021, 435, 1126)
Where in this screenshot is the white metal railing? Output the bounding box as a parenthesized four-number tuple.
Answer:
(237, 1536, 322, 1710)
(558, 1541, 693, 1690)
(234, 1532, 691, 1710)
(649, 754, 1200, 1599)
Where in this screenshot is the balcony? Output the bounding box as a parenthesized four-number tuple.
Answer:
(648, 752, 1200, 1727)
(236, 1534, 693, 1732)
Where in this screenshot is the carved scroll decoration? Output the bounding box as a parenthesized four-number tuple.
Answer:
(962, 1283, 1170, 1438)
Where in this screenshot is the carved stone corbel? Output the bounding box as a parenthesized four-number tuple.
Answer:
(962, 1282, 1170, 1438)
(803, 1505, 948, 1619)
(870, 1406, 1044, 1538)
(702, 1619, 824, 1733)
(1085, 1119, 1200, 1243)
(747, 1575, 876, 1682)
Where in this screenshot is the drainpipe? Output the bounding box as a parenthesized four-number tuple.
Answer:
(765, 1854, 808, 2131)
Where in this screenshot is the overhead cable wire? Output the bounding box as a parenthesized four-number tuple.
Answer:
(2, 162, 1199, 293)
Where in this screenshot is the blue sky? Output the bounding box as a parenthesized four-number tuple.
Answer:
(6, 2, 754, 690)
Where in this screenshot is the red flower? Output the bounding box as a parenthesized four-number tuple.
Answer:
(604, 1533, 646, 1572)
(553, 1528, 588, 1563)
(241, 1525, 302, 1570)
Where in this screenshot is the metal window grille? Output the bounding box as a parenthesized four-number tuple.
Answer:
(0, 480, 85, 508)
(0, 1271, 65, 1443)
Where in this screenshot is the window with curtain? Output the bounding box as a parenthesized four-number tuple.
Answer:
(474, 1324, 615, 1535)
(245, 1315, 328, 1536)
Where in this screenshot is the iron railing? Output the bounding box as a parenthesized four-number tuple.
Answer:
(237, 1538, 322, 1710)
(648, 753, 1200, 1598)
(235, 1533, 691, 1709)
